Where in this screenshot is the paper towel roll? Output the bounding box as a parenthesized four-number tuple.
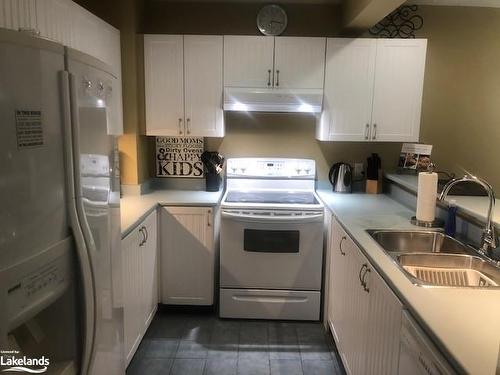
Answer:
(416, 172, 438, 222)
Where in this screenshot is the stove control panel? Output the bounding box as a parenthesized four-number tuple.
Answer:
(226, 158, 315, 178)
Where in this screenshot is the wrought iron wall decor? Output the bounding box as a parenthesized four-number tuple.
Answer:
(369, 5, 423, 38)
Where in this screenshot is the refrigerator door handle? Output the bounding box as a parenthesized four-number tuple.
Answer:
(61, 71, 97, 375)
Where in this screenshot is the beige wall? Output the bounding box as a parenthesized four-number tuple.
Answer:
(206, 113, 402, 181)
(143, 1, 402, 182)
(143, 1, 342, 36)
(416, 6, 500, 191)
(77, 1, 500, 190)
(75, 0, 152, 185)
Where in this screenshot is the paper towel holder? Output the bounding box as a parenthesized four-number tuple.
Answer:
(410, 163, 444, 227)
(410, 216, 444, 228)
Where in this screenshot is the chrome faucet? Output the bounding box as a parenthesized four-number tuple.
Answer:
(439, 175, 498, 258)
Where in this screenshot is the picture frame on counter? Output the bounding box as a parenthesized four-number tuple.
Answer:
(156, 136, 204, 178)
(397, 143, 433, 174)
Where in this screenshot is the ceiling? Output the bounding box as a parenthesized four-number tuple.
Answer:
(150, 0, 341, 3)
(150, 0, 500, 8)
(408, 0, 500, 7)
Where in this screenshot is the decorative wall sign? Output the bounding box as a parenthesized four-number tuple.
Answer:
(369, 5, 423, 39)
(156, 137, 204, 178)
(15, 110, 43, 149)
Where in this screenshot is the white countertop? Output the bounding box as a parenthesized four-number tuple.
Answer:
(385, 172, 500, 228)
(120, 189, 224, 238)
(317, 189, 500, 375)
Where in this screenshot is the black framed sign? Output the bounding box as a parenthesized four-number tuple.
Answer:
(156, 136, 204, 178)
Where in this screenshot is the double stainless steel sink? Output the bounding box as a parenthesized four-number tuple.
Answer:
(367, 230, 500, 288)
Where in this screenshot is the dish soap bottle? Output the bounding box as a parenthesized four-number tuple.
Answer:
(445, 199, 457, 237)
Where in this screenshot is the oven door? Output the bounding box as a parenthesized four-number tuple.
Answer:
(220, 209, 324, 290)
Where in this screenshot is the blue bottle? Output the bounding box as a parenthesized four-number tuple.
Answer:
(445, 199, 457, 237)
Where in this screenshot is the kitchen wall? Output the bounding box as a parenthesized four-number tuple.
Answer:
(206, 113, 402, 182)
(143, 1, 343, 36)
(76, 0, 500, 190)
(415, 5, 500, 191)
(143, 0, 402, 183)
(74, 0, 154, 185)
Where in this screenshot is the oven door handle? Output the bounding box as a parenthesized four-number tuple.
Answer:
(221, 211, 324, 223)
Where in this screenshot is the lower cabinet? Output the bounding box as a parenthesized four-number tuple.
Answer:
(160, 206, 215, 305)
(122, 210, 158, 366)
(327, 216, 402, 375)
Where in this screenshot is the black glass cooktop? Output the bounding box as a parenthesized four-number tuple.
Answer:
(225, 191, 319, 205)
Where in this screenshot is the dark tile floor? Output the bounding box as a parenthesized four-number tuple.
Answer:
(127, 309, 345, 375)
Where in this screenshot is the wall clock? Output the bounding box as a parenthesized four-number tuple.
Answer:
(257, 4, 288, 36)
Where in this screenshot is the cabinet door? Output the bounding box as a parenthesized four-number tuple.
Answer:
(340, 236, 370, 375)
(141, 210, 158, 331)
(318, 38, 376, 141)
(144, 34, 184, 136)
(161, 207, 215, 305)
(371, 39, 427, 142)
(224, 35, 275, 88)
(364, 267, 403, 375)
(0, 0, 37, 32)
(122, 227, 143, 366)
(327, 218, 347, 345)
(184, 35, 224, 137)
(274, 36, 326, 89)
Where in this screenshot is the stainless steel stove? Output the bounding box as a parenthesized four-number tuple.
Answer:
(220, 158, 324, 321)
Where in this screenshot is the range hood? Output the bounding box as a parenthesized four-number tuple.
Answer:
(223, 87, 323, 113)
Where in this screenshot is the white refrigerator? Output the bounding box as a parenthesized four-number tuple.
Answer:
(0, 28, 124, 375)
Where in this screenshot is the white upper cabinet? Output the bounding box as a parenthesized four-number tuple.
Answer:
(184, 35, 224, 137)
(0, 0, 38, 33)
(318, 38, 376, 141)
(224, 35, 275, 88)
(274, 36, 325, 89)
(371, 39, 427, 142)
(224, 35, 326, 89)
(318, 38, 427, 142)
(144, 34, 224, 137)
(144, 34, 184, 136)
(70, 2, 122, 75)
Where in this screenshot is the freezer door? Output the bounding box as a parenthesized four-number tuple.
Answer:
(66, 56, 124, 375)
(0, 29, 68, 270)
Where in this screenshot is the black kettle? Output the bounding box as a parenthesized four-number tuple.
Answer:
(328, 162, 353, 193)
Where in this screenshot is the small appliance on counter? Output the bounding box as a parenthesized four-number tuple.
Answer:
(329, 162, 353, 193)
(366, 153, 382, 194)
(201, 151, 225, 192)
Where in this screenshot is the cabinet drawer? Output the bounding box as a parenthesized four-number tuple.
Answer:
(220, 288, 320, 321)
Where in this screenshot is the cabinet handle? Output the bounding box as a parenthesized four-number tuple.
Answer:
(178, 118, 183, 135)
(362, 266, 371, 293)
(339, 236, 346, 256)
(207, 210, 212, 227)
(365, 124, 370, 140)
(372, 123, 377, 140)
(186, 118, 191, 134)
(139, 227, 146, 246)
(267, 69, 272, 87)
(143, 226, 148, 243)
(358, 264, 368, 287)
(275, 70, 280, 87)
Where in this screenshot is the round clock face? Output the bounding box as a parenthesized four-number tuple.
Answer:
(257, 5, 288, 36)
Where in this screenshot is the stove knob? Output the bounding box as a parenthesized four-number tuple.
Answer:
(231, 167, 237, 173)
(304, 168, 311, 174)
(241, 168, 246, 173)
(296, 168, 302, 174)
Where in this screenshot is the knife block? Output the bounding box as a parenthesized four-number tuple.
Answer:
(366, 172, 383, 194)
